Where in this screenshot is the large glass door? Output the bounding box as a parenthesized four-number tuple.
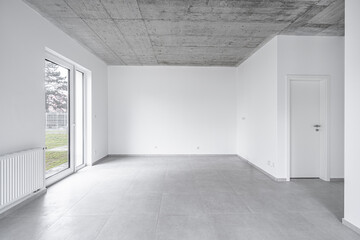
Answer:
(45, 59, 71, 179)
(44, 52, 87, 185)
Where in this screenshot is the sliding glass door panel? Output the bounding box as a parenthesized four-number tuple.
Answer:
(44, 60, 70, 178)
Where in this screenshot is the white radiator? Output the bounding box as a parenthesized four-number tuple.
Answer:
(0, 148, 45, 208)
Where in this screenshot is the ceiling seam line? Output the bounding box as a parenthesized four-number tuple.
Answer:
(135, 0, 159, 65)
(62, 0, 126, 65)
(279, 2, 322, 34)
(99, 0, 143, 65)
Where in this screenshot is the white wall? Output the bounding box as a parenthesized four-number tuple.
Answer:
(277, 36, 345, 179)
(236, 37, 279, 177)
(236, 36, 344, 179)
(0, 0, 108, 163)
(108, 66, 237, 155)
(344, 0, 360, 231)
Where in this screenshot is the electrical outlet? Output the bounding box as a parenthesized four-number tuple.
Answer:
(267, 160, 271, 166)
(154, 146, 158, 149)
(196, 146, 200, 150)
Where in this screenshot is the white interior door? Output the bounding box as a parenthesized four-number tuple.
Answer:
(290, 80, 321, 178)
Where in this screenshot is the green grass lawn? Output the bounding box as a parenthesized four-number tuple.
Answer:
(45, 131, 68, 171)
(45, 151, 68, 170)
(45, 132, 68, 149)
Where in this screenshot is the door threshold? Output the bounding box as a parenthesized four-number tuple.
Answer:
(290, 177, 320, 180)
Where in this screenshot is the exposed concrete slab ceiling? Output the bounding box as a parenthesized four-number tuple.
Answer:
(23, 0, 344, 66)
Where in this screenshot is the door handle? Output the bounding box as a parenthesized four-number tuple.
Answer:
(313, 125, 321, 128)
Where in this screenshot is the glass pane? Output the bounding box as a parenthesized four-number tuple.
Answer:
(45, 60, 70, 178)
(75, 70, 84, 167)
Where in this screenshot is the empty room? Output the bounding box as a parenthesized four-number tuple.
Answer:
(1, 0, 360, 239)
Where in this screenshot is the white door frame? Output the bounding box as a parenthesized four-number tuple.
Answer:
(74, 68, 87, 171)
(286, 75, 330, 181)
(71, 61, 92, 168)
(45, 51, 75, 186)
(45, 49, 91, 186)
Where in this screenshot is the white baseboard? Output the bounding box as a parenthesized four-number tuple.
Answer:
(330, 178, 344, 182)
(343, 218, 360, 235)
(108, 154, 238, 157)
(247, 161, 287, 182)
(91, 154, 110, 165)
(238, 155, 287, 182)
(108, 154, 287, 182)
(0, 188, 47, 219)
(95, 154, 240, 166)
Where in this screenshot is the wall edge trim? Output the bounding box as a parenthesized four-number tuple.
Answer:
(343, 218, 360, 236)
(330, 178, 344, 182)
(238, 155, 287, 182)
(107, 154, 238, 157)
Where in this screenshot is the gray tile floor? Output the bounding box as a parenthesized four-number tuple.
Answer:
(0, 155, 359, 240)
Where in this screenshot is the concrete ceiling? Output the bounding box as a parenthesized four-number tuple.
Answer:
(23, 0, 344, 66)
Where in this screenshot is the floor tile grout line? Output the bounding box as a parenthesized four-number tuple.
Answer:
(33, 214, 64, 240)
(54, 179, 106, 217)
(93, 215, 112, 240)
(215, 168, 255, 214)
(154, 193, 164, 238)
(0, 155, 350, 240)
(34, 179, 108, 239)
(8, 178, 106, 239)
